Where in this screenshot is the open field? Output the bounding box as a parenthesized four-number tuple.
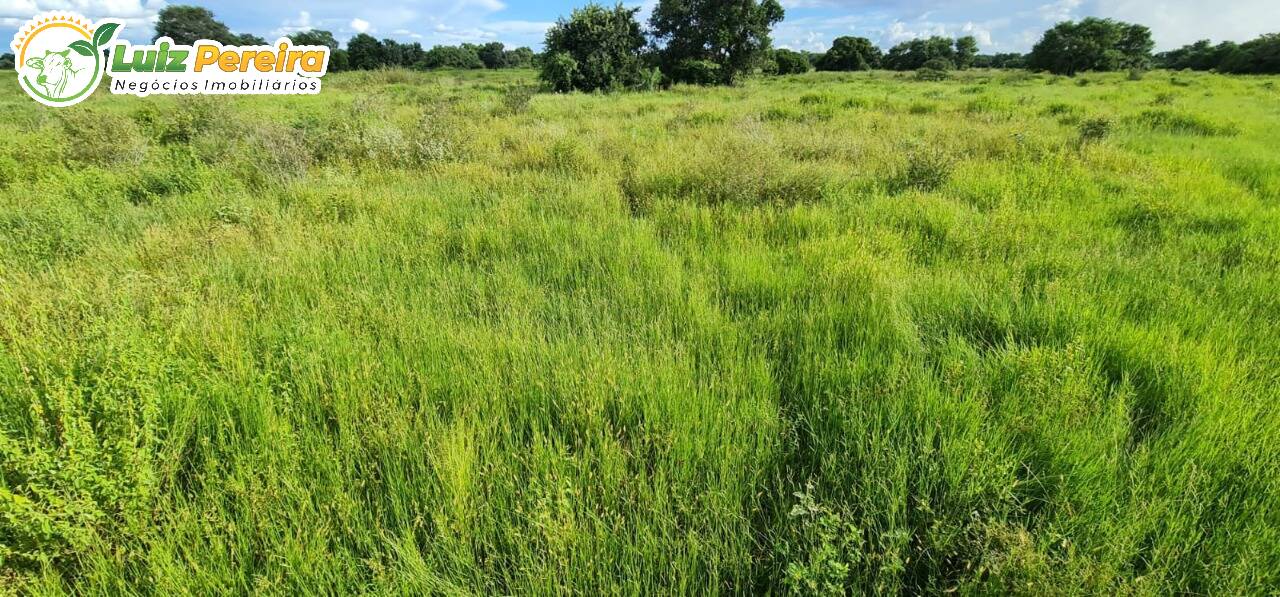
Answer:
(1, 68, 1278, 594)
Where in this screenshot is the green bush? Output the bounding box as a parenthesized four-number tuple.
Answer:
(1131, 109, 1240, 136)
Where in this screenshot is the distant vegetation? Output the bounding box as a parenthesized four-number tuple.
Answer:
(136, 3, 1280, 90)
(1158, 34, 1280, 74)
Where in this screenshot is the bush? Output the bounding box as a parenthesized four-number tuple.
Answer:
(774, 49, 812, 75)
(888, 147, 954, 193)
(541, 53, 579, 93)
(1077, 117, 1111, 144)
(497, 85, 537, 115)
(671, 59, 722, 86)
(1131, 109, 1240, 136)
(57, 109, 147, 167)
(540, 4, 647, 92)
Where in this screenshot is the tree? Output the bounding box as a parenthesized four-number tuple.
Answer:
(650, 0, 785, 85)
(235, 34, 267, 46)
(0, 53, 13, 69)
(290, 30, 340, 51)
(815, 36, 880, 71)
(1027, 18, 1153, 76)
(478, 42, 508, 69)
(423, 45, 485, 69)
(954, 36, 979, 69)
(153, 5, 238, 44)
(772, 49, 811, 74)
(347, 33, 386, 70)
(505, 47, 536, 68)
(884, 37, 956, 70)
(541, 3, 647, 92)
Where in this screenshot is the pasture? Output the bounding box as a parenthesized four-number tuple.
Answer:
(1, 68, 1278, 594)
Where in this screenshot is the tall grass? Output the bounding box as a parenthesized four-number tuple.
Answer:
(1, 68, 1278, 594)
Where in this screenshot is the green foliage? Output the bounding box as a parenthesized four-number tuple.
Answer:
(422, 45, 484, 70)
(347, 33, 386, 70)
(955, 36, 979, 69)
(541, 52, 579, 93)
(815, 36, 880, 71)
(1077, 116, 1111, 143)
(884, 36, 957, 70)
(152, 5, 239, 45)
(650, 0, 785, 85)
(541, 3, 647, 92)
(773, 49, 813, 75)
(1028, 18, 1154, 75)
(477, 42, 508, 69)
(289, 29, 340, 51)
(887, 146, 954, 192)
(0, 52, 13, 70)
(1130, 109, 1240, 136)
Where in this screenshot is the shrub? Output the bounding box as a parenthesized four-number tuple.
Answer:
(497, 84, 537, 115)
(540, 4, 647, 92)
(916, 58, 953, 81)
(1131, 109, 1239, 136)
(774, 49, 812, 75)
(888, 146, 954, 193)
(57, 109, 147, 167)
(1077, 117, 1112, 144)
(541, 52, 578, 93)
(670, 59, 722, 86)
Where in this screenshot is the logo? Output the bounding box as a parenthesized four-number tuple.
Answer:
(11, 12, 331, 108)
(10, 12, 121, 107)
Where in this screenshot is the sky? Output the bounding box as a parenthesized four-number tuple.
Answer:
(4, 0, 1280, 54)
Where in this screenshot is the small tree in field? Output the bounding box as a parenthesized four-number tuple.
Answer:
(773, 49, 812, 74)
(540, 3, 647, 92)
(815, 36, 880, 71)
(955, 36, 979, 69)
(650, 0, 785, 85)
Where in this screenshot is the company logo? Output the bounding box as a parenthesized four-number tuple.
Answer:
(11, 12, 331, 108)
(10, 12, 120, 107)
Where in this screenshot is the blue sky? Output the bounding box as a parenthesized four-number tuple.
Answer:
(5, 0, 1280, 54)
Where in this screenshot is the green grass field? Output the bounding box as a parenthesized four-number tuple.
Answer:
(1, 68, 1278, 594)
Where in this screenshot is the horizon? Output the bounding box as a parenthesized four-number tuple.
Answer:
(3, 1, 1280, 57)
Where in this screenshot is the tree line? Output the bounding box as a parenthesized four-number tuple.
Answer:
(146, 5, 535, 72)
(6, 3, 1277, 86)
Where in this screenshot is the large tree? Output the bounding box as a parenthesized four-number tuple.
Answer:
(1027, 18, 1153, 75)
(815, 36, 881, 71)
(153, 5, 238, 45)
(883, 36, 956, 71)
(540, 3, 647, 92)
(477, 42, 508, 69)
(650, 0, 785, 85)
(347, 33, 386, 70)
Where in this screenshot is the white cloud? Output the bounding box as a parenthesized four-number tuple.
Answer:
(349, 17, 370, 34)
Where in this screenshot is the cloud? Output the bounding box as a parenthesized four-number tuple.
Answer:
(349, 17, 370, 34)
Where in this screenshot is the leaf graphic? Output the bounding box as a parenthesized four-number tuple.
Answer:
(69, 40, 95, 57)
(92, 23, 120, 48)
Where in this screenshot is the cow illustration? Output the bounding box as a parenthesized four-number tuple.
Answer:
(25, 48, 82, 98)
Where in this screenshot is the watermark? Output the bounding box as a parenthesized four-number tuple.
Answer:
(10, 11, 330, 108)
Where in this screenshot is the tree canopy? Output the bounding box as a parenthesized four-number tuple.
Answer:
(650, 0, 785, 85)
(815, 36, 881, 71)
(153, 5, 239, 45)
(1027, 18, 1153, 75)
(541, 3, 647, 92)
